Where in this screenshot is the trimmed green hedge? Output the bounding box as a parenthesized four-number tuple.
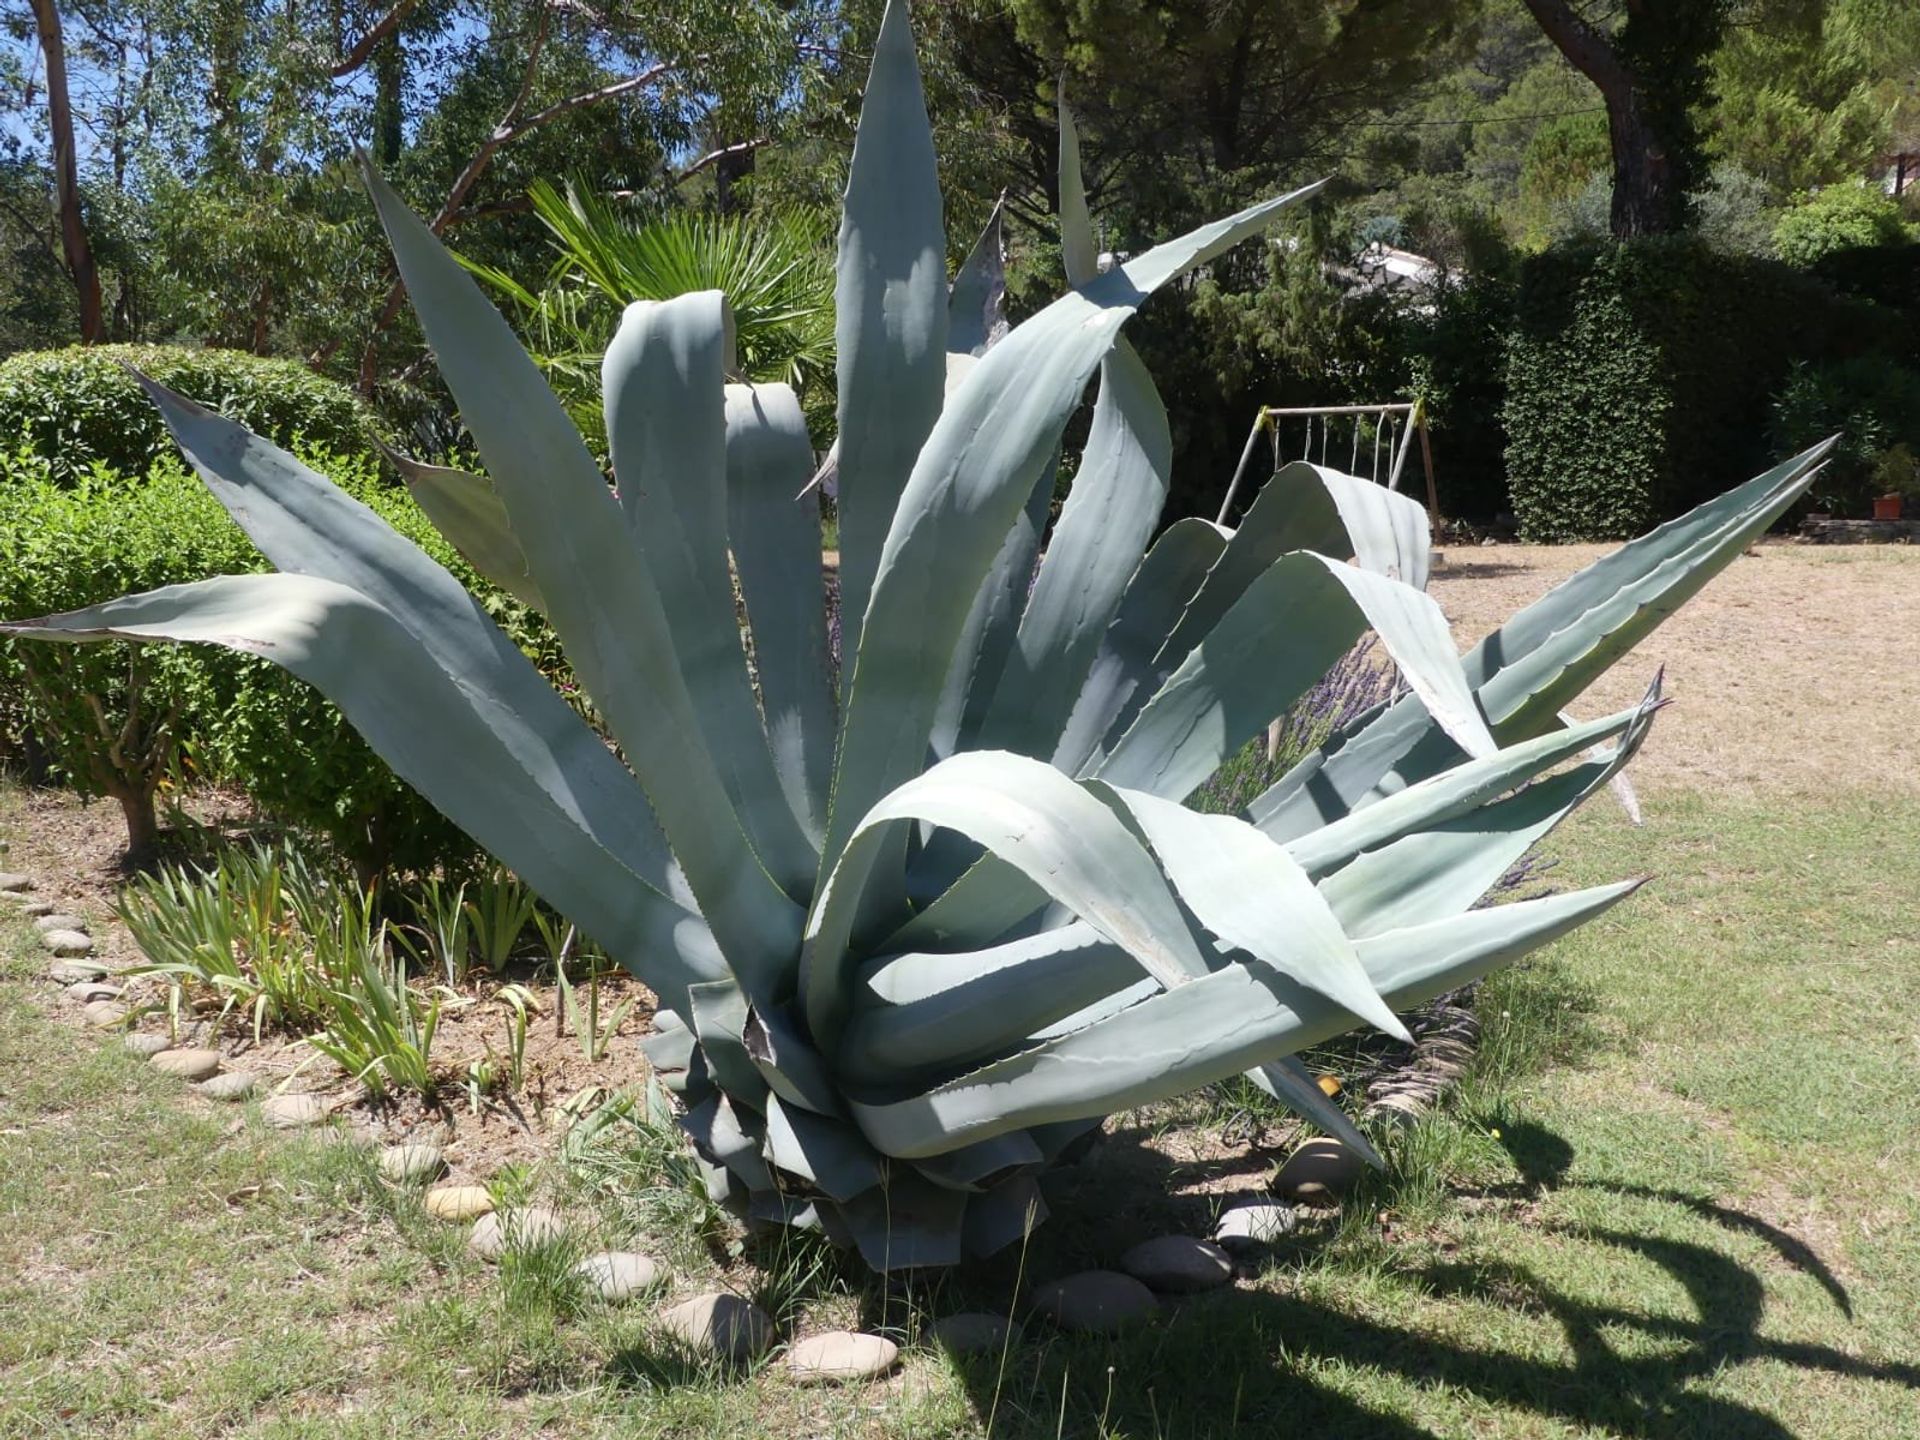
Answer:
(0, 445, 557, 875)
(1504, 238, 1904, 540)
(0, 345, 373, 483)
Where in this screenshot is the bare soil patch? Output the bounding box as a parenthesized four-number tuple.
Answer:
(0, 785, 655, 1183)
(1430, 539, 1920, 796)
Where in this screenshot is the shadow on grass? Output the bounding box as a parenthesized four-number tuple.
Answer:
(600, 1119, 1910, 1439)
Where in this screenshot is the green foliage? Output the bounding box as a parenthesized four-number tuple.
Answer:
(1772, 182, 1916, 268)
(1515, 113, 1611, 248)
(0, 446, 546, 872)
(1770, 358, 1920, 513)
(0, 346, 372, 484)
(117, 840, 344, 1038)
(467, 184, 836, 453)
(1505, 237, 1901, 539)
(1401, 264, 1519, 520)
(1708, 0, 1920, 194)
(303, 923, 448, 1101)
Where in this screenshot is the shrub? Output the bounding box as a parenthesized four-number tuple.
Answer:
(1771, 181, 1914, 268)
(1505, 237, 1902, 539)
(1400, 268, 1517, 522)
(0, 344, 373, 484)
(1810, 244, 1920, 361)
(0, 445, 538, 872)
(1769, 357, 1920, 514)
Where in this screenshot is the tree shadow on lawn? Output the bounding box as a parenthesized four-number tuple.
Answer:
(930, 1120, 1909, 1440)
(604, 1118, 1911, 1439)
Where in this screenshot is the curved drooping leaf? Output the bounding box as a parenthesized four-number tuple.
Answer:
(1155, 462, 1432, 681)
(804, 750, 1209, 1047)
(604, 294, 818, 896)
(851, 687, 1661, 1080)
(134, 376, 678, 904)
(724, 381, 836, 847)
(362, 159, 802, 978)
(849, 880, 1642, 1158)
(823, 178, 1326, 876)
(1253, 442, 1830, 841)
(1098, 551, 1493, 803)
(1092, 783, 1410, 1041)
(833, 0, 948, 681)
(0, 576, 726, 1011)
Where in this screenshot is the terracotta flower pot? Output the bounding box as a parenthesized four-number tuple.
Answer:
(1873, 493, 1904, 521)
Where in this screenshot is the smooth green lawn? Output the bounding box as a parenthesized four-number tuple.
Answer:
(1, 788, 1916, 1438)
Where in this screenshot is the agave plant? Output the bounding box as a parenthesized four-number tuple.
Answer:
(3, 2, 1828, 1270)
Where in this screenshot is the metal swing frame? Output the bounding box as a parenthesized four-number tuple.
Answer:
(1214, 400, 1440, 533)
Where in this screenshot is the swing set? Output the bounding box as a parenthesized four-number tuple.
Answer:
(1214, 399, 1441, 532)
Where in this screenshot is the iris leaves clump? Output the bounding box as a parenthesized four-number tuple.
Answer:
(2, 1, 1830, 1270)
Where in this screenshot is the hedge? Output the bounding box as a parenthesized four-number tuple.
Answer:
(1503, 237, 1906, 540)
(0, 445, 558, 876)
(0, 345, 373, 483)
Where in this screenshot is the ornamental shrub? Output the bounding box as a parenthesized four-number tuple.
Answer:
(1771, 182, 1914, 269)
(1769, 358, 1920, 515)
(0, 445, 552, 874)
(0, 345, 373, 484)
(1504, 237, 1902, 540)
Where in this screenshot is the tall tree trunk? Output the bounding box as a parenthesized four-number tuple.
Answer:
(1604, 85, 1677, 238)
(29, 0, 104, 342)
(1520, 0, 1720, 239)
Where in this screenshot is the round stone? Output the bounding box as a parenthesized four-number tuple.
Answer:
(260, 1093, 328, 1129)
(65, 981, 122, 1004)
(928, 1311, 1016, 1357)
(41, 929, 94, 958)
(658, 1293, 774, 1363)
(1029, 1271, 1157, 1334)
(1119, 1235, 1234, 1294)
(423, 1185, 495, 1222)
(784, 1330, 899, 1384)
(1213, 1203, 1298, 1250)
(48, 959, 108, 983)
(22, 900, 54, 917)
(1275, 1138, 1364, 1205)
(34, 913, 86, 933)
(0, 872, 34, 892)
(576, 1250, 661, 1301)
(123, 1033, 173, 1057)
(150, 1047, 222, 1080)
(377, 1143, 446, 1185)
(81, 1000, 129, 1028)
(198, 1070, 257, 1101)
(469, 1206, 569, 1260)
